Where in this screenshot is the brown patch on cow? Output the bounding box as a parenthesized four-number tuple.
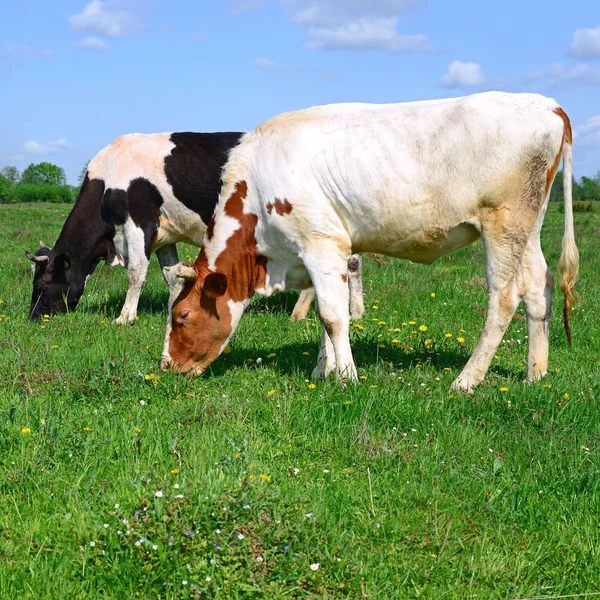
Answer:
(341, 273, 348, 283)
(553, 107, 572, 145)
(545, 107, 572, 198)
(168, 180, 267, 372)
(266, 198, 293, 216)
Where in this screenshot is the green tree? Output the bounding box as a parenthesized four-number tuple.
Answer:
(579, 176, 600, 202)
(0, 174, 13, 203)
(20, 162, 67, 186)
(0, 166, 20, 185)
(77, 160, 90, 185)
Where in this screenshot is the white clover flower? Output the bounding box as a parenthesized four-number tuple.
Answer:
(310, 563, 320, 571)
(154, 490, 164, 498)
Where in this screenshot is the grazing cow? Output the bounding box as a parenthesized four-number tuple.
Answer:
(163, 92, 578, 393)
(26, 132, 363, 324)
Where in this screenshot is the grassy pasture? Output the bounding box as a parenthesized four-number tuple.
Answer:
(0, 202, 599, 599)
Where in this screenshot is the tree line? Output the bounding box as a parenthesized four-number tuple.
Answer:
(1, 161, 600, 206)
(0, 162, 80, 204)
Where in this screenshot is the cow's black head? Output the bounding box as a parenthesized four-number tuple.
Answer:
(26, 241, 88, 320)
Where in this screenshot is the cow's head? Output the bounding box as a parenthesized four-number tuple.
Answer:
(163, 181, 267, 374)
(162, 263, 241, 374)
(26, 239, 117, 319)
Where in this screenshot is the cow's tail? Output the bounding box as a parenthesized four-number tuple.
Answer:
(556, 111, 579, 344)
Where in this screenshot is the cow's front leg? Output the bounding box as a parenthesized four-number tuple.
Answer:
(304, 252, 357, 382)
(115, 222, 150, 325)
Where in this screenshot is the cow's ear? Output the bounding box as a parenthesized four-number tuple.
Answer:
(56, 252, 71, 270)
(203, 272, 228, 298)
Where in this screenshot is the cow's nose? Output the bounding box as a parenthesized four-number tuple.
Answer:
(161, 355, 171, 371)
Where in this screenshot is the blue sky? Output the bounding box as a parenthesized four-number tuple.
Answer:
(1, 0, 599, 184)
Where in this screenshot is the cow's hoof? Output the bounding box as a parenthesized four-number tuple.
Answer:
(289, 311, 308, 321)
(114, 315, 136, 325)
(450, 375, 475, 394)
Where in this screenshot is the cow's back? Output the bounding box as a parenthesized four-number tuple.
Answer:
(224, 92, 565, 263)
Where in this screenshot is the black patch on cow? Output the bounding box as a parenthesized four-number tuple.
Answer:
(101, 188, 129, 226)
(165, 132, 243, 224)
(127, 177, 163, 257)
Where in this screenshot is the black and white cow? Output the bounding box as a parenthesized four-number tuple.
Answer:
(27, 132, 364, 324)
(27, 132, 243, 323)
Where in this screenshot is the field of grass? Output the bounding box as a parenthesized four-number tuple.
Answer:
(1, 202, 599, 599)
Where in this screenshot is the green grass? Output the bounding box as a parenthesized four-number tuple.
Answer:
(1, 202, 600, 599)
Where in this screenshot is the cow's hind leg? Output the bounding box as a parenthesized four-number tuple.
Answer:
(115, 221, 150, 325)
(290, 288, 315, 321)
(521, 237, 553, 381)
(348, 254, 365, 320)
(303, 251, 357, 381)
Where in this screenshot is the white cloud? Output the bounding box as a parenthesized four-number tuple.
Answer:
(279, 0, 432, 53)
(23, 138, 70, 154)
(3, 44, 53, 57)
(228, 0, 264, 14)
(576, 116, 600, 145)
(567, 26, 600, 60)
(527, 62, 600, 88)
(69, 1, 144, 37)
(78, 36, 110, 51)
(252, 57, 306, 72)
(439, 60, 487, 89)
(286, 0, 422, 26)
(304, 16, 432, 52)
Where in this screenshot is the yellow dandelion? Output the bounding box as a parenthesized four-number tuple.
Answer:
(302, 351, 310, 355)
(445, 333, 453, 338)
(21, 427, 31, 434)
(40, 325, 45, 329)
(223, 345, 232, 353)
(235, 452, 241, 459)
(456, 337, 465, 344)
(248, 474, 255, 480)
(408, 320, 416, 325)
(308, 383, 316, 389)
(267, 353, 276, 358)
(344, 400, 351, 405)
(51, 344, 59, 349)
(369, 385, 378, 389)
(443, 367, 451, 372)
(391, 339, 399, 343)
(83, 427, 92, 432)
(401, 322, 407, 327)
(393, 328, 401, 332)
(259, 473, 271, 482)
(359, 375, 366, 380)
(499, 387, 509, 393)
(419, 325, 428, 332)
(563, 393, 570, 400)
(447, 394, 455, 399)
(494, 355, 499, 359)
(379, 344, 385, 348)
(268, 389, 276, 396)
(371, 318, 379, 322)
(542, 384, 552, 389)
(372, 305, 379, 310)
(424, 339, 432, 348)
(171, 468, 180, 474)
(40, 418, 46, 424)
(134, 427, 141, 434)
(430, 293, 436, 298)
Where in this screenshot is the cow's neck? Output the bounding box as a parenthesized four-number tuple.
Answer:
(52, 177, 114, 273)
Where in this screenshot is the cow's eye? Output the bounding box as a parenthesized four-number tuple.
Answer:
(178, 310, 190, 322)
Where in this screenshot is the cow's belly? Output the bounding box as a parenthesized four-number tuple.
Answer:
(152, 212, 207, 250)
(354, 221, 480, 265)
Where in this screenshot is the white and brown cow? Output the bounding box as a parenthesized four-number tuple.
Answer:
(163, 92, 579, 393)
(26, 132, 362, 325)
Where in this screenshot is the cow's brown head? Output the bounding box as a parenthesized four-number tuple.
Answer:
(163, 181, 268, 374)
